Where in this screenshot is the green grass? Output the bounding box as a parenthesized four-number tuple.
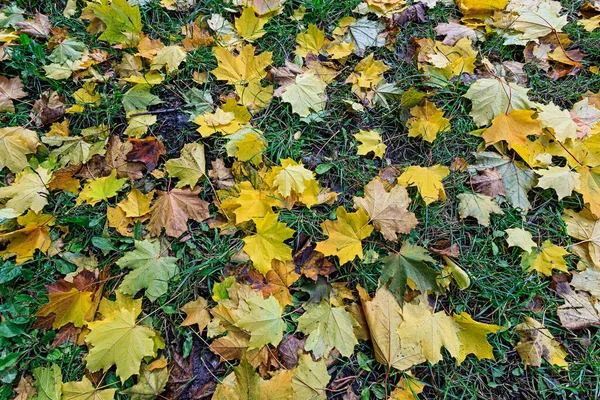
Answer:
(1, 0, 600, 398)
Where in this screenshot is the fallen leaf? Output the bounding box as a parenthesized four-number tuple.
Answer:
(514, 317, 568, 368)
(148, 188, 210, 237)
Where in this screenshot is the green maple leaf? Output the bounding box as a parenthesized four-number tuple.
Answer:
(91, 0, 143, 46)
(32, 364, 62, 400)
(296, 300, 358, 358)
(122, 84, 162, 113)
(380, 242, 441, 304)
(117, 240, 179, 302)
(235, 295, 285, 349)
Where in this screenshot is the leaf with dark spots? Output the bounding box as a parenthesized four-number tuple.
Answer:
(126, 137, 166, 170)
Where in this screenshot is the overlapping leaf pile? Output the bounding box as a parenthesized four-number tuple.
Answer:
(1, 0, 599, 398)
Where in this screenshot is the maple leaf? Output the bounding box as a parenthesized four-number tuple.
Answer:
(468, 152, 535, 211)
(397, 297, 461, 365)
(554, 278, 600, 330)
(15, 12, 51, 37)
(0, 126, 38, 173)
(380, 242, 441, 304)
(235, 7, 269, 42)
(0, 212, 55, 264)
(193, 98, 251, 137)
(148, 188, 210, 237)
(225, 127, 267, 165)
(270, 158, 315, 198)
(122, 84, 162, 113)
(62, 376, 116, 400)
(32, 364, 62, 400)
(279, 72, 327, 117)
(43, 127, 109, 168)
(180, 296, 210, 332)
(315, 207, 374, 265)
(354, 130, 386, 159)
(85, 307, 158, 383)
(250, 260, 300, 308)
(222, 181, 280, 223)
(537, 102, 578, 141)
(358, 286, 416, 371)
(391, 375, 425, 400)
(536, 166, 580, 200)
(297, 300, 358, 358)
(292, 352, 331, 399)
(164, 142, 206, 188)
(397, 165, 449, 205)
(571, 267, 600, 298)
(126, 137, 166, 171)
(243, 213, 295, 274)
(457, 192, 503, 226)
(505, 227, 537, 252)
(235, 295, 285, 349)
(117, 240, 179, 301)
(211, 44, 272, 85)
(520, 240, 569, 276)
(0, 75, 27, 113)
(296, 24, 325, 57)
(0, 166, 52, 214)
(76, 170, 126, 206)
(122, 362, 169, 400)
(213, 358, 293, 399)
(470, 167, 505, 197)
(342, 17, 385, 57)
(514, 317, 568, 368)
(481, 110, 543, 147)
(454, 312, 502, 364)
(463, 78, 532, 127)
(150, 45, 187, 74)
(407, 100, 450, 143)
(117, 187, 154, 218)
(37, 280, 94, 330)
(91, 0, 143, 46)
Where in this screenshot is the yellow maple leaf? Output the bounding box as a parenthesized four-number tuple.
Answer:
(150, 45, 187, 75)
(407, 100, 450, 143)
(225, 127, 268, 165)
(222, 181, 280, 223)
(269, 158, 315, 198)
(0, 211, 55, 264)
(574, 166, 600, 217)
(0, 166, 52, 214)
(180, 296, 210, 332)
(243, 212, 295, 274)
(481, 109, 543, 147)
(296, 24, 325, 57)
(315, 207, 374, 264)
(194, 98, 251, 137)
(454, 312, 502, 364)
(397, 297, 461, 365)
(279, 72, 327, 117)
(37, 288, 93, 330)
(117, 187, 154, 218)
(164, 142, 206, 188)
(0, 126, 39, 173)
(211, 44, 272, 85)
(354, 129, 386, 159)
(397, 165, 449, 205)
(85, 308, 158, 383)
(235, 7, 269, 42)
(76, 169, 126, 206)
(62, 376, 116, 400)
(521, 240, 569, 276)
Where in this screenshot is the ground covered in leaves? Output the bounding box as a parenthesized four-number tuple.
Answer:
(1, 0, 600, 399)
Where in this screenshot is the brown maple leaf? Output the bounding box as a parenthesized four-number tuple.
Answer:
(78, 136, 144, 180)
(470, 168, 506, 197)
(31, 91, 65, 126)
(126, 137, 166, 171)
(0, 75, 27, 113)
(148, 188, 210, 237)
(15, 13, 51, 37)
